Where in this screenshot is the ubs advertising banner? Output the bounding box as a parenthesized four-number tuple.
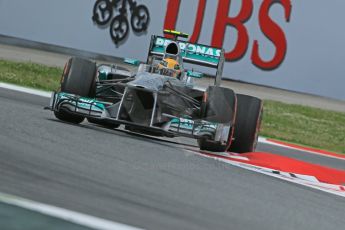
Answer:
(0, 0, 344, 100)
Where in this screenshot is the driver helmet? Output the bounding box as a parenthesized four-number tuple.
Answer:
(157, 58, 181, 78)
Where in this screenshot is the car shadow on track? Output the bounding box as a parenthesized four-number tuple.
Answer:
(46, 118, 197, 150)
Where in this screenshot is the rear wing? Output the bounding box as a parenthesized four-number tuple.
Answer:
(147, 35, 225, 86)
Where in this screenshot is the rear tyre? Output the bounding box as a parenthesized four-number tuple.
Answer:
(229, 94, 263, 153)
(54, 57, 97, 124)
(198, 86, 236, 152)
(87, 117, 120, 129)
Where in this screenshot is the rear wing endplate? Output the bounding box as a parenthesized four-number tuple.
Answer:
(147, 35, 225, 86)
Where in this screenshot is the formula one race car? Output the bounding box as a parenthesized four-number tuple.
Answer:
(45, 30, 263, 153)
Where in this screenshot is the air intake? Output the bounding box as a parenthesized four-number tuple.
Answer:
(165, 42, 179, 55)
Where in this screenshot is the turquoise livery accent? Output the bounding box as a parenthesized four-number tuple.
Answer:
(170, 117, 194, 130)
(124, 58, 141, 66)
(98, 71, 108, 80)
(57, 92, 105, 111)
(152, 37, 222, 66)
(187, 70, 203, 78)
(170, 117, 218, 133)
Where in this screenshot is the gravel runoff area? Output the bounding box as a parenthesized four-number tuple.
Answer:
(0, 39, 344, 113)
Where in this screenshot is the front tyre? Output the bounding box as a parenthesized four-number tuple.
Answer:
(54, 57, 97, 124)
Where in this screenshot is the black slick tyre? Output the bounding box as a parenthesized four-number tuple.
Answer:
(228, 94, 263, 153)
(60, 57, 97, 97)
(54, 57, 97, 124)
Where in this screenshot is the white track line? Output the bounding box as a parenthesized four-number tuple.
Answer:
(221, 158, 345, 198)
(0, 82, 51, 97)
(0, 84, 144, 229)
(185, 149, 345, 198)
(0, 192, 144, 230)
(258, 137, 345, 161)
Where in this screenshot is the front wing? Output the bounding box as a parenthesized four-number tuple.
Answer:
(45, 92, 231, 144)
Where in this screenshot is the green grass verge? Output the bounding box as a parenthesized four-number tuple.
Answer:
(1, 59, 344, 154)
(0, 60, 61, 91)
(261, 101, 345, 154)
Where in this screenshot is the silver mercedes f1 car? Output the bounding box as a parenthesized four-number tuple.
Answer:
(45, 30, 263, 153)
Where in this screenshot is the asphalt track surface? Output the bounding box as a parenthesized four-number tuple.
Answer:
(1, 87, 345, 230)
